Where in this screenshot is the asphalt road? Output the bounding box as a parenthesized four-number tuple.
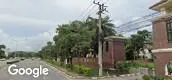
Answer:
(0, 59, 67, 80)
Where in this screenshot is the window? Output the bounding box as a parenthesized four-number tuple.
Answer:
(167, 18, 172, 42)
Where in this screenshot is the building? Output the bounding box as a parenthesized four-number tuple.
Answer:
(139, 49, 152, 59)
(103, 36, 125, 69)
(150, 0, 172, 76)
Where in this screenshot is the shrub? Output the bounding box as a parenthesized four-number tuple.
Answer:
(143, 75, 152, 80)
(116, 61, 154, 70)
(73, 64, 93, 76)
(129, 68, 137, 73)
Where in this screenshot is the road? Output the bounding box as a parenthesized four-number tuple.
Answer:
(0, 59, 67, 80)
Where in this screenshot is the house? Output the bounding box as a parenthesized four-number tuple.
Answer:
(139, 45, 153, 59)
(139, 49, 152, 59)
(150, 0, 172, 76)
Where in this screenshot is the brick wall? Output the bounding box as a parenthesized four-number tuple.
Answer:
(154, 52, 172, 75)
(72, 57, 98, 69)
(152, 17, 172, 76)
(72, 37, 125, 69)
(153, 19, 168, 49)
(103, 38, 125, 69)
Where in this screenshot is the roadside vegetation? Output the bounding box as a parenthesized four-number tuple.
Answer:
(39, 16, 116, 63)
(38, 16, 153, 77)
(41, 16, 116, 77)
(8, 51, 40, 58)
(0, 45, 6, 59)
(116, 60, 154, 74)
(45, 59, 98, 77)
(143, 75, 172, 80)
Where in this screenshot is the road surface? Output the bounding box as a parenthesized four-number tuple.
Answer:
(0, 59, 67, 80)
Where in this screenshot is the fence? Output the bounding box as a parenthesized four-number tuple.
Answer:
(72, 57, 98, 69)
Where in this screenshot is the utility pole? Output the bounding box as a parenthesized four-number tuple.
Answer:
(93, 0, 107, 76)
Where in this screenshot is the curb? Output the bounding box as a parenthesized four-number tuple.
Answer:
(41, 61, 75, 80)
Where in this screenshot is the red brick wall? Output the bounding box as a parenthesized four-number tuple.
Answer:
(152, 17, 172, 76)
(154, 52, 172, 75)
(103, 38, 125, 69)
(72, 58, 98, 69)
(72, 38, 125, 69)
(153, 19, 168, 49)
(113, 39, 125, 62)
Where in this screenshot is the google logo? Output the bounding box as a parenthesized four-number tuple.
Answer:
(8, 64, 49, 78)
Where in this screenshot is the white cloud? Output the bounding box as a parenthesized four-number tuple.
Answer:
(0, 28, 56, 52)
(113, 20, 123, 26)
(0, 14, 57, 26)
(0, 0, 160, 51)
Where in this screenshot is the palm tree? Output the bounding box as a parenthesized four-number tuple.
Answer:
(85, 16, 116, 55)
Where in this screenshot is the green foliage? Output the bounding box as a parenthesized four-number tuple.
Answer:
(39, 42, 57, 60)
(8, 51, 39, 58)
(143, 75, 152, 80)
(39, 16, 116, 63)
(0, 45, 6, 59)
(73, 64, 93, 76)
(167, 62, 172, 73)
(116, 61, 154, 73)
(46, 60, 95, 77)
(142, 75, 172, 80)
(40, 16, 116, 76)
(125, 30, 152, 60)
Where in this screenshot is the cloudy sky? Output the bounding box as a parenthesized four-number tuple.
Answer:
(0, 0, 160, 52)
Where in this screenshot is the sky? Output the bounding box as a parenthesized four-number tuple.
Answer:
(0, 0, 160, 52)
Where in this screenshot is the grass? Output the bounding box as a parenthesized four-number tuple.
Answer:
(44, 59, 99, 77)
(117, 60, 155, 70)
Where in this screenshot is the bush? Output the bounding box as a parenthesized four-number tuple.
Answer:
(46, 60, 94, 77)
(73, 64, 93, 76)
(116, 61, 154, 70)
(143, 75, 152, 80)
(143, 75, 172, 80)
(129, 68, 137, 73)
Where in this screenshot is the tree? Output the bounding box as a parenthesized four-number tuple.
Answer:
(41, 16, 116, 65)
(53, 21, 93, 64)
(125, 30, 152, 60)
(86, 16, 116, 55)
(40, 41, 57, 60)
(0, 45, 6, 58)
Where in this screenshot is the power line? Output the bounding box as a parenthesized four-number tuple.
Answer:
(116, 12, 160, 28)
(79, 0, 108, 20)
(115, 12, 160, 34)
(78, 0, 94, 20)
(118, 23, 152, 34)
(81, 4, 97, 20)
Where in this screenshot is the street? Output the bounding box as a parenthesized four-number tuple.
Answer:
(0, 59, 67, 80)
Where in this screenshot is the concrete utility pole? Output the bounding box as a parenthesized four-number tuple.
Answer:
(93, 0, 107, 76)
